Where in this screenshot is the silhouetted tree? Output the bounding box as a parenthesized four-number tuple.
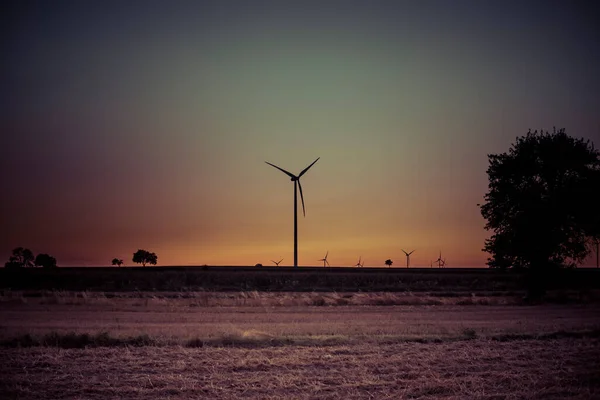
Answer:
(385, 259, 393, 268)
(255, 263, 263, 267)
(35, 253, 57, 268)
(132, 249, 158, 267)
(4, 247, 35, 268)
(480, 128, 600, 274)
(111, 258, 124, 267)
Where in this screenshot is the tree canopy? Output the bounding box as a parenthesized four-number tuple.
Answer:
(480, 128, 600, 270)
(35, 253, 57, 268)
(4, 247, 35, 268)
(132, 249, 158, 267)
(111, 258, 124, 267)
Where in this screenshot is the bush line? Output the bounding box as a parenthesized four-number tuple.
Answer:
(2, 329, 600, 349)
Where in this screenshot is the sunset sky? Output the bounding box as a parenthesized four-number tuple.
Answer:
(1, 1, 599, 267)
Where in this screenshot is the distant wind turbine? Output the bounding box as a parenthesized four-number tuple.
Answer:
(265, 157, 320, 268)
(319, 251, 330, 267)
(434, 251, 445, 268)
(402, 249, 415, 268)
(271, 258, 283, 266)
(355, 256, 364, 268)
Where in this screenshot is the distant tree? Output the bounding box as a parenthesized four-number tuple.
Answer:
(35, 253, 57, 268)
(4, 247, 35, 268)
(111, 258, 124, 267)
(385, 259, 393, 268)
(255, 263, 263, 267)
(4, 260, 19, 269)
(480, 128, 600, 273)
(132, 249, 158, 267)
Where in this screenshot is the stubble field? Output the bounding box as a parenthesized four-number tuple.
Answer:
(1, 291, 600, 399)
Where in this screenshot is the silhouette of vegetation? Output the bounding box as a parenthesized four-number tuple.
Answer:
(111, 258, 124, 267)
(593, 238, 600, 268)
(2, 266, 599, 293)
(255, 263, 263, 267)
(34, 253, 57, 268)
(4, 247, 35, 268)
(480, 128, 600, 272)
(480, 128, 600, 298)
(385, 259, 393, 267)
(132, 250, 158, 267)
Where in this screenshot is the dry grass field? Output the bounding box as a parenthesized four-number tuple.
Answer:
(1, 291, 600, 399)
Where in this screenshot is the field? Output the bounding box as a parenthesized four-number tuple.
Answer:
(2, 266, 599, 293)
(1, 268, 600, 398)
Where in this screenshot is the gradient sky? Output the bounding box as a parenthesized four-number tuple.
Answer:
(1, 0, 599, 267)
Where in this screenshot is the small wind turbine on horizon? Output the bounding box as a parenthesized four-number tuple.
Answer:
(434, 251, 446, 268)
(319, 251, 330, 267)
(271, 258, 283, 266)
(355, 256, 364, 268)
(265, 157, 320, 268)
(402, 249, 415, 268)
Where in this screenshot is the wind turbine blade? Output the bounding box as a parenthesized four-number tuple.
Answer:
(325, 251, 328, 259)
(409, 250, 415, 255)
(402, 249, 408, 255)
(298, 157, 320, 178)
(265, 162, 297, 179)
(298, 179, 306, 217)
(278, 259, 283, 263)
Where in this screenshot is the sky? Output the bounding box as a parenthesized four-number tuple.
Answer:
(1, 0, 599, 267)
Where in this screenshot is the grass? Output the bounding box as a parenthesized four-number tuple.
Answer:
(2, 338, 599, 399)
(3, 328, 600, 349)
(1, 292, 599, 399)
(3, 288, 599, 308)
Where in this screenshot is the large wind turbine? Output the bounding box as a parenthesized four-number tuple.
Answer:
(265, 157, 320, 268)
(402, 249, 415, 268)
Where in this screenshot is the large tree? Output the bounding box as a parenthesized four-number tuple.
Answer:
(132, 249, 158, 267)
(480, 128, 600, 270)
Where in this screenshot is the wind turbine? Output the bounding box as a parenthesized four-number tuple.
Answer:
(271, 258, 283, 266)
(355, 256, 364, 268)
(434, 251, 444, 268)
(265, 157, 320, 268)
(402, 249, 415, 268)
(319, 251, 330, 267)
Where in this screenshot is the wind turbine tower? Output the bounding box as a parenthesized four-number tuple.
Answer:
(402, 249, 415, 268)
(265, 157, 320, 268)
